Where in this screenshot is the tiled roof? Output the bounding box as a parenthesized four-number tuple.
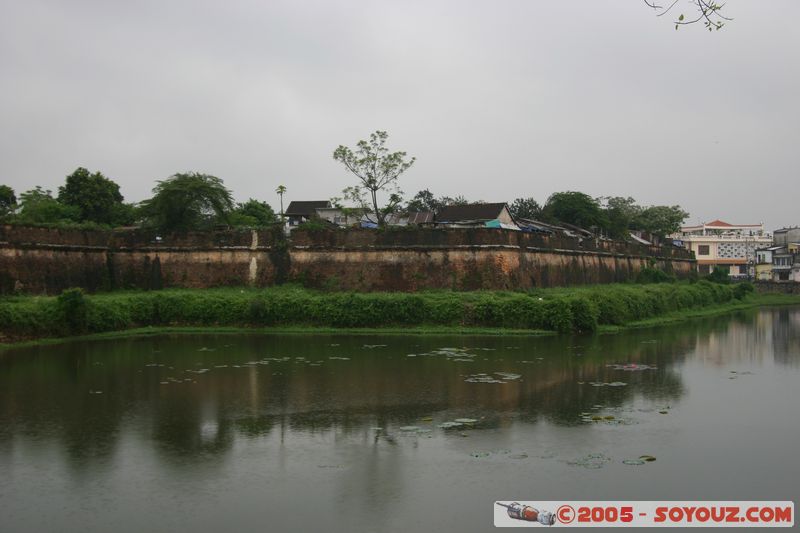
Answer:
(285, 201, 331, 216)
(436, 203, 508, 222)
(706, 219, 733, 227)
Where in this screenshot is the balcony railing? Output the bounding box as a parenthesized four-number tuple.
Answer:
(679, 234, 773, 241)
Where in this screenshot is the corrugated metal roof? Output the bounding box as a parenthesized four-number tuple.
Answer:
(407, 211, 434, 224)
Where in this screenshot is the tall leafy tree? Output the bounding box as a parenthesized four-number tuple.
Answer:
(439, 195, 471, 206)
(333, 130, 415, 226)
(230, 199, 277, 227)
(406, 189, 439, 212)
(16, 186, 80, 224)
(509, 197, 542, 220)
(0, 185, 16, 218)
(57, 167, 125, 224)
(601, 196, 641, 239)
(140, 172, 234, 231)
(543, 191, 607, 230)
(633, 205, 689, 238)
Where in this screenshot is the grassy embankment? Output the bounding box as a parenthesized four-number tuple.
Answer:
(2, 281, 799, 345)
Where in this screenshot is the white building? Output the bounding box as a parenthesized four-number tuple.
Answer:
(673, 220, 772, 279)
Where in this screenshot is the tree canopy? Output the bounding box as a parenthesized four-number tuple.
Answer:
(16, 186, 80, 224)
(633, 205, 689, 238)
(57, 167, 125, 224)
(0, 185, 16, 218)
(542, 191, 607, 230)
(333, 131, 415, 226)
(406, 189, 439, 212)
(509, 197, 542, 220)
(230, 199, 277, 227)
(140, 173, 234, 232)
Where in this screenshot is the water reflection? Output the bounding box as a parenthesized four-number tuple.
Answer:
(1, 307, 799, 533)
(2, 308, 795, 466)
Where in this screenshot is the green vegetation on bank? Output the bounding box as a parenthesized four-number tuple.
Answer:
(1, 281, 792, 345)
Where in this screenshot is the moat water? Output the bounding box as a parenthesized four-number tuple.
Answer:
(2, 308, 799, 532)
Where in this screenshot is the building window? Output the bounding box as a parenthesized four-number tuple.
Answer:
(738, 265, 747, 274)
(698, 245, 710, 255)
(698, 264, 711, 275)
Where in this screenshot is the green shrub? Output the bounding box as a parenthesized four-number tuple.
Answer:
(57, 288, 88, 334)
(590, 291, 629, 325)
(569, 297, 599, 332)
(706, 266, 730, 284)
(732, 281, 754, 300)
(0, 281, 749, 340)
(636, 267, 676, 284)
(543, 299, 574, 333)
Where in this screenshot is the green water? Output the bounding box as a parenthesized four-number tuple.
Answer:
(1, 308, 799, 532)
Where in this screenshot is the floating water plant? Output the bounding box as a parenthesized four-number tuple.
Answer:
(622, 459, 646, 466)
(567, 453, 611, 469)
(606, 363, 657, 371)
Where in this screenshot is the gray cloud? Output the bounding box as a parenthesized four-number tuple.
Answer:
(1, 0, 798, 229)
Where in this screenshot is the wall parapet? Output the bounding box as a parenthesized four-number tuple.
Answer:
(0, 225, 695, 294)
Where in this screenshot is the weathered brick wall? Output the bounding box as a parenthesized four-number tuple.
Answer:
(0, 225, 694, 294)
(755, 281, 800, 295)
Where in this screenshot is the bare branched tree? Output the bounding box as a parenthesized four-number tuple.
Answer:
(644, 0, 732, 31)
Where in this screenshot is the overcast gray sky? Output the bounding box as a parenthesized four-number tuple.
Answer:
(1, 0, 798, 230)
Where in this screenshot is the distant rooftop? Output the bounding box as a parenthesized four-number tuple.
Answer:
(285, 201, 331, 216)
(437, 203, 508, 222)
(407, 211, 434, 224)
(682, 219, 764, 230)
(680, 219, 766, 234)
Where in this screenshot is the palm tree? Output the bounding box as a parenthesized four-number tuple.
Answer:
(275, 185, 287, 222)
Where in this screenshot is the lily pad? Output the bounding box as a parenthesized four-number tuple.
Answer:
(454, 418, 478, 424)
(639, 455, 657, 462)
(623, 459, 646, 466)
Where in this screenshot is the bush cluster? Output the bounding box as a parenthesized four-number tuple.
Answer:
(0, 281, 741, 340)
